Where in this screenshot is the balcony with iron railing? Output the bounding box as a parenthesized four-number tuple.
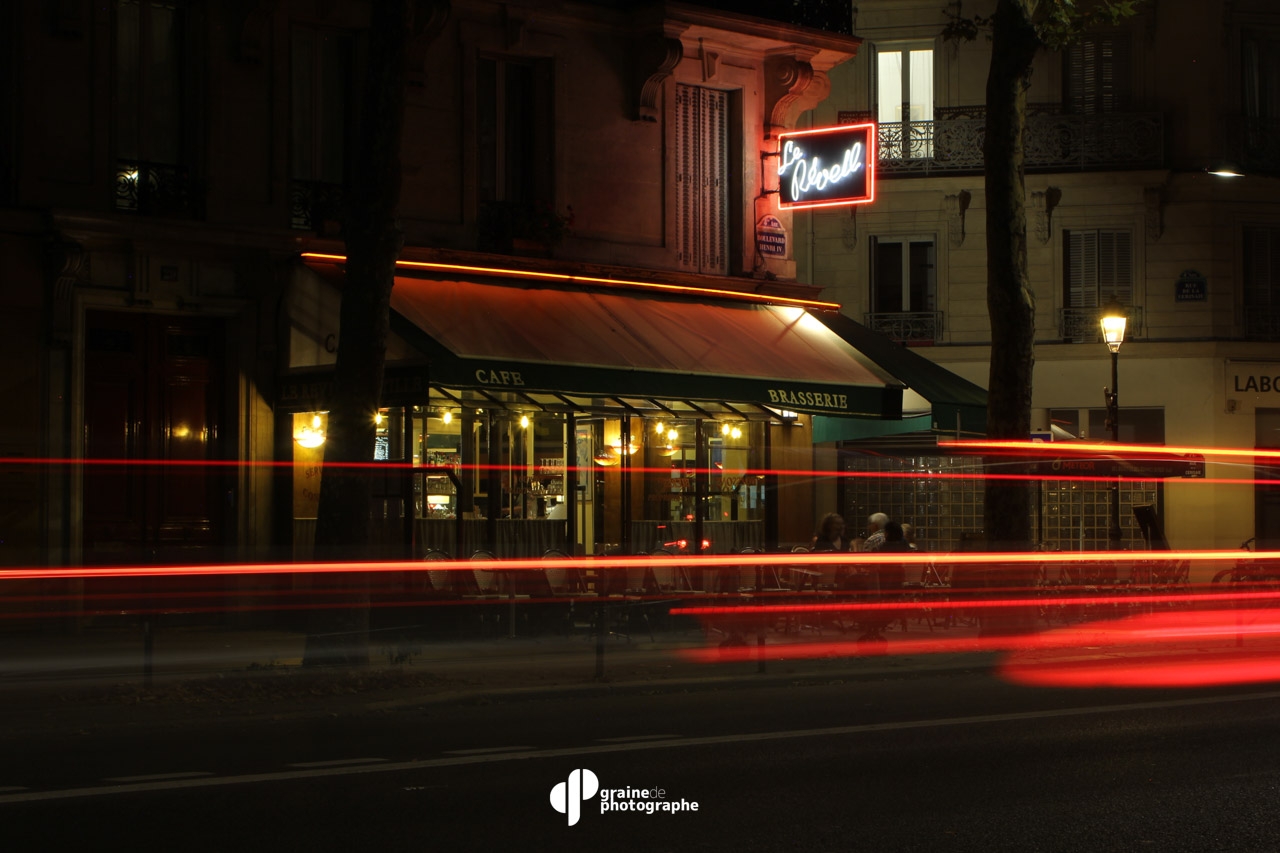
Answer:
(1229, 115, 1280, 177)
(114, 161, 202, 218)
(1057, 305, 1143, 343)
(290, 180, 345, 232)
(865, 311, 943, 345)
(839, 105, 1164, 176)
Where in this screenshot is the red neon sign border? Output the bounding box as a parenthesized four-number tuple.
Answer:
(776, 121, 877, 211)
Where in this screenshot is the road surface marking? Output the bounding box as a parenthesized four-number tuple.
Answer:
(103, 772, 213, 783)
(287, 758, 386, 768)
(5, 689, 1280, 804)
(443, 746, 535, 755)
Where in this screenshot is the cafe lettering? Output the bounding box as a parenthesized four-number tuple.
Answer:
(775, 122, 876, 210)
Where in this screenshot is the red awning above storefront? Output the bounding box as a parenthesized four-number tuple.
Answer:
(385, 274, 903, 418)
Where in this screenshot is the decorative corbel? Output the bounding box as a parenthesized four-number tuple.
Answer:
(944, 190, 971, 248)
(46, 238, 88, 346)
(406, 1, 451, 88)
(1032, 186, 1061, 244)
(1144, 185, 1164, 241)
(633, 29, 685, 122)
(699, 39, 720, 83)
(764, 50, 824, 139)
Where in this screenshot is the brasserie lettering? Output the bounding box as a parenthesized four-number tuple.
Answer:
(777, 139, 864, 202)
(475, 368, 525, 386)
(766, 388, 848, 410)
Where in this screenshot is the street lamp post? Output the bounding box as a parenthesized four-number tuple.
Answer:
(1100, 301, 1128, 549)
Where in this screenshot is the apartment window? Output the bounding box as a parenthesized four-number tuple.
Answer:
(1243, 226, 1280, 339)
(476, 56, 555, 251)
(675, 84, 729, 275)
(1064, 33, 1132, 114)
(876, 46, 933, 159)
(868, 238, 937, 343)
(1243, 31, 1280, 122)
(1062, 229, 1133, 341)
(114, 1, 195, 216)
(290, 27, 354, 230)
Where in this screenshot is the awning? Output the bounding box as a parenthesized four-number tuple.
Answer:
(385, 274, 906, 419)
(809, 311, 988, 439)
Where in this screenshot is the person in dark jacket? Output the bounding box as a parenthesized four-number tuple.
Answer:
(860, 520, 911, 643)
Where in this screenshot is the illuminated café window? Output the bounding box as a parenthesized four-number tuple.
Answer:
(675, 83, 731, 275)
(875, 44, 933, 159)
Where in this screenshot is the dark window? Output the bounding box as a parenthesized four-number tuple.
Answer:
(477, 57, 552, 206)
(290, 27, 355, 230)
(114, 1, 197, 216)
(1243, 226, 1280, 339)
(871, 238, 935, 312)
(1064, 32, 1132, 114)
(1242, 30, 1280, 123)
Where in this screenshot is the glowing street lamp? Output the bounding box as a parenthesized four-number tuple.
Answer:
(1100, 301, 1127, 547)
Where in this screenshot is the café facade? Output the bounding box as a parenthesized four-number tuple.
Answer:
(281, 250, 988, 561)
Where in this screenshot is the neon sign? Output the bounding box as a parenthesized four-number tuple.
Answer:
(776, 122, 876, 210)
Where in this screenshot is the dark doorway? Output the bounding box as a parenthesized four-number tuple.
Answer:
(1257, 408, 1280, 550)
(82, 312, 226, 565)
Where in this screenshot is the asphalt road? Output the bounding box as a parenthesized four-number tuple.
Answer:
(4, 665, 1280, 851)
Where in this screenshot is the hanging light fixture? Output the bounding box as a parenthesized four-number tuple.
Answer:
(293, 413, 326, 449)
(441, 410, 453, 425)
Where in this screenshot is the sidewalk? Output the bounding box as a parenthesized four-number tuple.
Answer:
(0, 617, 998, 729)
(3, 607, 1277, 733)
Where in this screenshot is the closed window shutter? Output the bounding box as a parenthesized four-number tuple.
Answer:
(1098, 230, 1132, 303)
(1067, 230, 1099, 308)
(675, 85, 696, 268)
(1067, 33, 1131, 115)
(675, 84, 728, 275)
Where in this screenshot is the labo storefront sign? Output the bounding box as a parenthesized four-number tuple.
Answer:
(775, 122, 876, 210)
(1225, 361, 1280, 414)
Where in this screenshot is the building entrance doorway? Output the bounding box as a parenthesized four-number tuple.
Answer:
(1256, 408, 1280, 550)
(82, 311, 226, 565)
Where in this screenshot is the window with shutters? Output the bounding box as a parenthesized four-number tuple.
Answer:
(1242, 30, 1280, 171)
(1243, 226, 1280, 340)
(867, 237, 938, 343)
(875, 45, 933, 159)
(1064, 33, 1133, 114)
(1062, 229, 1133, 341)
(675, 84, 728, 275)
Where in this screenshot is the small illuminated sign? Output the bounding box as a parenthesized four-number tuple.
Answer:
(776, 122, 876, 210)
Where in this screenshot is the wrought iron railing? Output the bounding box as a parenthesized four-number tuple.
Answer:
(1057, 305, 1143, 343)
(865, 311, 943, 344)
(114, 161, 201, 217)
(839, 105, 1164, 176)
(290, 179, 345, 231)
(1243, 305, 1280, 341)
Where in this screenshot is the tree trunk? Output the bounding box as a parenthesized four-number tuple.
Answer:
(981, 0, 1041, 634)
(303, 0, 412, 667)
